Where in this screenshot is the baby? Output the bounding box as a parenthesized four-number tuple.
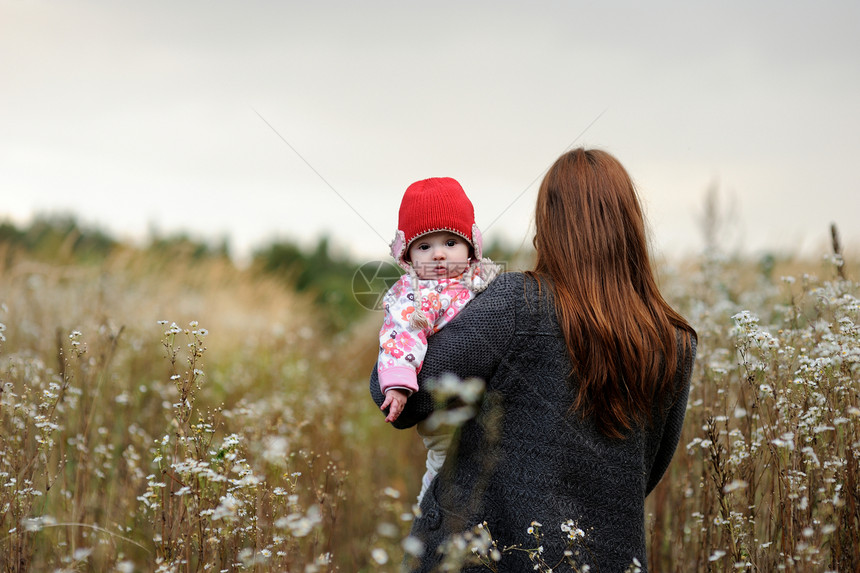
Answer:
(377, 176, 499, 503)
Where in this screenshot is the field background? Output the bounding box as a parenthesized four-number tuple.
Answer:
(1, 216, 858, 572)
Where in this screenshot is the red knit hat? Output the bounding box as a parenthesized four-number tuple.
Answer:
(390, 177, 484, 271)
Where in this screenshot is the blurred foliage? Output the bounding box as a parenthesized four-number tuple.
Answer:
(481, 237, 534, 272)
(0, 214, 117, 264)
(252, 237, 367, 331)
(0, 214, 233, 264)
(0, 214, 368, 332)
(0, 214, 535, 332)
(251, 236, 534, 331)
(145, 232, 231, 261)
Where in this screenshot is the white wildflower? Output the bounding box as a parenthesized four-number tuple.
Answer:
(402, 535, 425, 557)
(771, 432, 795, 450)
(732, 310, 758, 326)
(262, 436, 289, 465)
(23, 515, 56, 532)
(212, 493, 241, 522)
(383, 487, 401, 499)
(723, 480, 748, 493)
(276, 505, 322, 537)
(377, 522, 398, 538)
(371, 548, 389, 565)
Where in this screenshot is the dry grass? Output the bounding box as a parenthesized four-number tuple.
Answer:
(1, 244, 859, 572)
(0, 247, 422, 572)
(646, 251, 860, 572)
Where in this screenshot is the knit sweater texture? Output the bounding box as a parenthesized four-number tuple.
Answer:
(369, 272, 697, 572)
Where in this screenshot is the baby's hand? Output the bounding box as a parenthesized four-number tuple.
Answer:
(381, 389, 409, 423)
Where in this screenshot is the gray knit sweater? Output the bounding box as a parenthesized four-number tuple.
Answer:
(370, 272, 696, 572)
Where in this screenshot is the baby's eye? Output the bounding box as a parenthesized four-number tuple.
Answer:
(417, 244, 430, 251)
(445, 239, 458, 247)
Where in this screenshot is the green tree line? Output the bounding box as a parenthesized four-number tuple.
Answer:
(0, 214, 525, 331)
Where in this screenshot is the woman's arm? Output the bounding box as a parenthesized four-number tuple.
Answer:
(645, 333, 698, 495)
(370, 272, 521, 429)
(370, 365, 433, 429)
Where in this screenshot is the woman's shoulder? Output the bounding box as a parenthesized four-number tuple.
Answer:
(447, 272, 527, 325)
(469, 272, 554, 323)
(483, 271, 530, 294)
(474, 271, 527, 306)
(484, 271, 553, 305)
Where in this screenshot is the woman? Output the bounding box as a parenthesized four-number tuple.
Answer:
(370, 148, 697, 572)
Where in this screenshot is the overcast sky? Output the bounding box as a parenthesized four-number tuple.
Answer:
(2, 1, 858, 263)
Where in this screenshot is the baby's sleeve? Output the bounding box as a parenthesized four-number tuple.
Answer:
(377, 276, 430, 395)
(371, 272, 520, 429)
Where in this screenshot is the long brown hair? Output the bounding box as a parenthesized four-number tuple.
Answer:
(529, 148, 695, 439)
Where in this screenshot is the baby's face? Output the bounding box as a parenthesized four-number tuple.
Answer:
(407, 231, 471, 280)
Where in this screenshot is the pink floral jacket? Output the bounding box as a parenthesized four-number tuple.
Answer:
(377, 273, 476, 395)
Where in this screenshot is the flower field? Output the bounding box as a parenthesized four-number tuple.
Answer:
(647, 251, 860, 572)
(1, 240, 858, 571)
